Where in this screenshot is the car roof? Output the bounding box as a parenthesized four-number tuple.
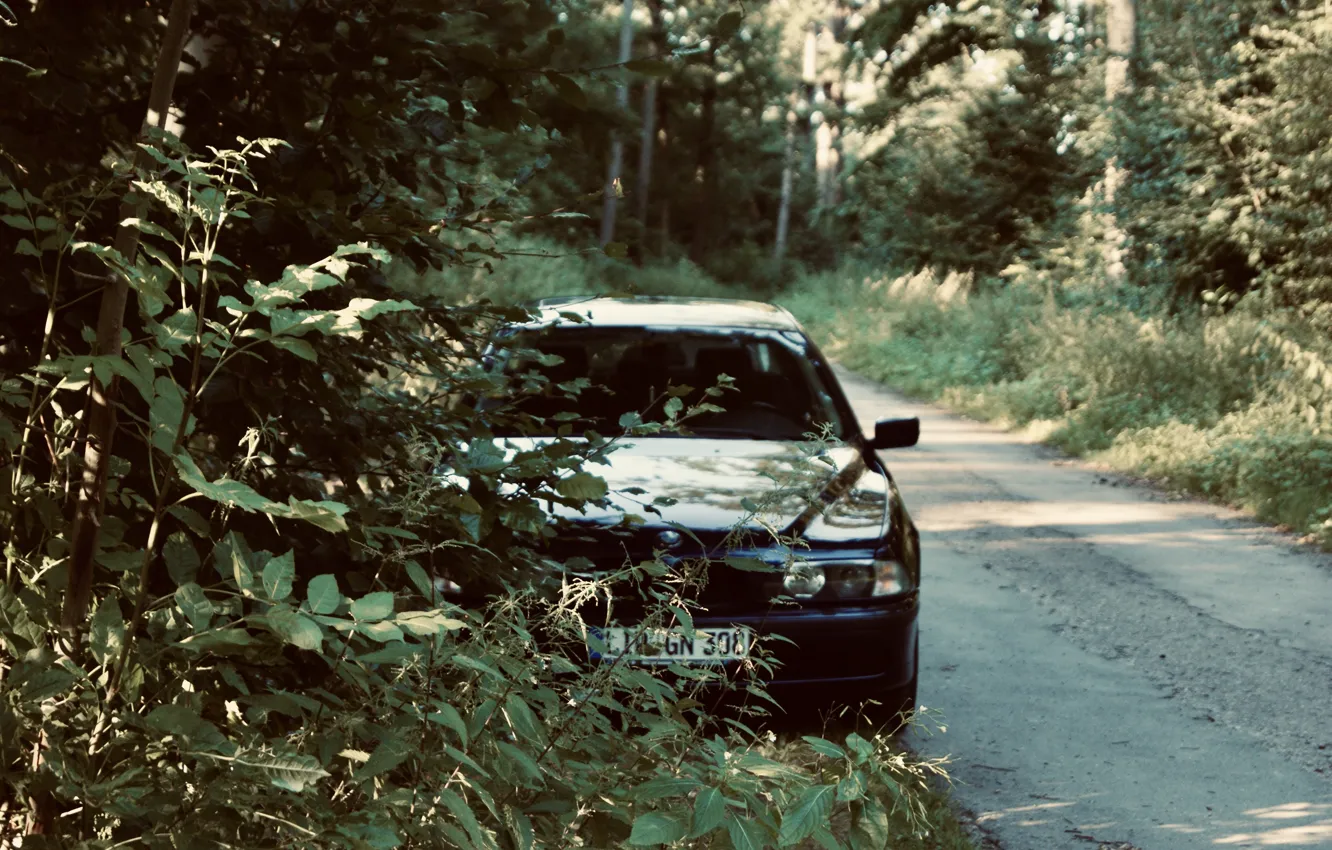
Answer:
(517, 295, 805, 333)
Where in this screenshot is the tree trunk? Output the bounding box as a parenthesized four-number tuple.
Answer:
(633, 0, 665, 259)
(689, 46, 719, 264)
(1102, 0, 1135, 285)
(656, 84, 672, 253)
(815, 101, 835, 208)
(773, 110, 796, 264)
(62, 0, 195, 640)
(599, 0, 635, 247)
(801, 23, 819, 175)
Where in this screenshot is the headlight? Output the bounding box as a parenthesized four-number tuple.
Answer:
(777, 558, 912, 601)
(782, 562, 827, 598)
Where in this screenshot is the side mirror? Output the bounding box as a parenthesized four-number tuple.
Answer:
(870, 417, 920, 450)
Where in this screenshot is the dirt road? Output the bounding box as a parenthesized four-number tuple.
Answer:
(837, 368, 1332, 849)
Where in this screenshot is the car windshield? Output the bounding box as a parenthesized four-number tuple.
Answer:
(484, 326, 847, 440)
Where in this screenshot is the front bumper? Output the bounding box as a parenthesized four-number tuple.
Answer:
(695, 593, 918, 702)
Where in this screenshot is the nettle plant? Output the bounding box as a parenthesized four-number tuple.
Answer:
(0, 140, 945, 847)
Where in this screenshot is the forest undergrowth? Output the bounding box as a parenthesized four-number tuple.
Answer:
(783, 268, 1332, 550)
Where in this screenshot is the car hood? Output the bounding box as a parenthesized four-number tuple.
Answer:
(513, 438, 890, 547)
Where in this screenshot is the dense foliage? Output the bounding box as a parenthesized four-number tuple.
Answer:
(0, 2, 964, 846)
(0, 133, 949, 845)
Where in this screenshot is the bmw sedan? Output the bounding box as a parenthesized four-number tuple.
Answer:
(485, 296, 921, 720)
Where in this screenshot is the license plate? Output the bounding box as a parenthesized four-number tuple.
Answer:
(588, 626, 752, 665)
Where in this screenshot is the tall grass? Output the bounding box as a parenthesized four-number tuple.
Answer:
(783, 269, 1332, 547)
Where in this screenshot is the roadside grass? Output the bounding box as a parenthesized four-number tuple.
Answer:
(783, 268, 1332, 548)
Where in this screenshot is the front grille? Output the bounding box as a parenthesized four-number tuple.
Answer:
(542, 524, 780, 617)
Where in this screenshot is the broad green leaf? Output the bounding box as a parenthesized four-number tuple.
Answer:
(836, 770, 866, 803)
(404, 561, 434, 600)
(802, 736, 846, 760)
(270, 337, 317, 361)
(261, 550, 295, 601)
(634, 776, 700, 801)
(727, 813, 766, 850)
(355, 643, 420, 664)
(628, 813, 687, 847)
(282, 496, 350, 532)
(307, 573, 340, 614)
(1, 214, 33, 230)
(163, 532, 200, 586)
(15, 238, 39, 256)
(691, 787, 726, 837)
(603, 241, 628, 259)
(555, 471, 608, 501)
(437, 786, 491, 849)
(103, 352, 155, 405)
(266, 607, 323, 651)
(256, 753, 329, 792)
(171, 506, 213, 538)
(177, 454, 278, 515)
(349, 591, 394, 621)
(724, 556, 773, 573)
(395, 610, 466, 636)
(356, 620, 404, 643)
(503, 694, 546, 745)
(145, 704, 229, 753)
(427, 702, 469, 746)
(89, 594, 125, 667)
(844, 732, 873, 762)
(496, 740, 543, 783)
(778, 784, 837, 847)
(851, 799, 890, 849)
(18, 668, 75, 702)
(149, 377, 187, 453)
(175, 582, 213, 631)
(178, 629, 258, 654)
(811, 826, 841, 850)
(217, 531, 255, 593)
(360, 736, 410, 779)
(506, 806, 535, 850)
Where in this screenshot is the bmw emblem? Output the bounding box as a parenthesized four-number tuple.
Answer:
(656, 530, 682, 549)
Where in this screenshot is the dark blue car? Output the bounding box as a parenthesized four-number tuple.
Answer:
(489, 296, 921, 721)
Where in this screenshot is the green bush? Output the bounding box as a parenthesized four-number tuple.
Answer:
(0, 141, 951, 847)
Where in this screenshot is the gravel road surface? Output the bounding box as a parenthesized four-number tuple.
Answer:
(837, 368, 1332, 850)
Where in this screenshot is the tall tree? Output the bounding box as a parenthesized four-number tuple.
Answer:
(1102, 0, 1136, 284)
(689, 43, 720, 263)
(634, 0, 665, 255)
(600, 0, 635, 246)
(773, 102, 796, 264)
(62, 0, 195, 641)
